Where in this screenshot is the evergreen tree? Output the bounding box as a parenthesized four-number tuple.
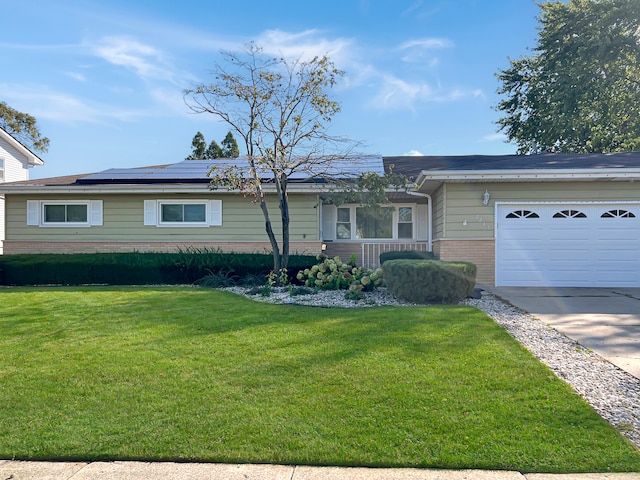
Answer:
(221, 131, 240, 158)
(206, 140, 223, 159)
(186, 131, 207, 160)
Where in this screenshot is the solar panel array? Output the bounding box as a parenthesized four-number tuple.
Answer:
(78, 156, 384, 184)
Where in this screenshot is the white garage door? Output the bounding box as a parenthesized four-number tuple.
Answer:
(496, 203, 640, 287)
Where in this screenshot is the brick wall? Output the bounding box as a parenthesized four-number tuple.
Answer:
(433, 239, 495, 285)
(3, 241, 323, 257)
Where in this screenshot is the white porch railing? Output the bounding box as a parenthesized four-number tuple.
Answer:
(361, 242, 430, 270)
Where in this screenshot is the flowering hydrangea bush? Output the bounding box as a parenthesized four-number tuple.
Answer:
(296, 255, 383, 298)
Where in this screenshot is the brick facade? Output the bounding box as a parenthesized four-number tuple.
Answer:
(433, 239, 495, 285)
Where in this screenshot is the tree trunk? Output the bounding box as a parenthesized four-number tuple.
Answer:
(259, 197, 282, 276)
(279, 181, 290, 275)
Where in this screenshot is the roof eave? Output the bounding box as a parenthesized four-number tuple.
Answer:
(414, 168, 640, 194)
(0, 129, 45, 166)
(0, 182, 328, 195)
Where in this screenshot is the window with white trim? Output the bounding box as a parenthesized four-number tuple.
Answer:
(0, 157, 4, 181)
(335, 205, 414, 240)
(144, 199, 222, 227)
(336, 207, 351, 239)
(26, 200, 103, 227)
(397, 207, 413, 239)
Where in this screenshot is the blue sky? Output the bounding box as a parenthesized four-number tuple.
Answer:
(3, 0, 542, 179)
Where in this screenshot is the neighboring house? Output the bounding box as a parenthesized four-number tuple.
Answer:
(0, 128, 45, 253)
(1, 152, 640, 288)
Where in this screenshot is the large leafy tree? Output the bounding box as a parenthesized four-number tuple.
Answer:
(495, 0, 640, 153)
(0, 102, 50, 153)
(185, 43, 397, 277)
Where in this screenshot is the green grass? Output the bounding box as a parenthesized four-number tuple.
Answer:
(1, 286, 639, 473)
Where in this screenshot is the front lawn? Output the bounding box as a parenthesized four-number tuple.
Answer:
(1, 286, 638, 473)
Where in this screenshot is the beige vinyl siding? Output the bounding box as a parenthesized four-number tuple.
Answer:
(6, 193, 320, 242)
(443, 181, 640, 239)
(431, 184, 446, 240)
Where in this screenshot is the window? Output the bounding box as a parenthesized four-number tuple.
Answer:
(26, 200, 103, 227)
(0, 157, 4, 181)
(398, 207, 413, 239)
(356, 207, 393, 239)
(506, 210, 540, 219)
(553, 209, 587, 219)
(161, 203, 206, 223)
(144, 199, 222, 227)
(335, 205, 414, 240)
(45, 204, 87, 223)
(601, 209, 636, 218)
(336, 207, 351, 239)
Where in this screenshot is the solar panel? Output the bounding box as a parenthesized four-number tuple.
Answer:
(78, 156, 384, 184)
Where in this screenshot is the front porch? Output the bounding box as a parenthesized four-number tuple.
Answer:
(323, 241, 432, 269)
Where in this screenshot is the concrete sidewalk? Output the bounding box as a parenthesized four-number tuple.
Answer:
(2, 461, 640, 480)
(482, 287, 640, 379)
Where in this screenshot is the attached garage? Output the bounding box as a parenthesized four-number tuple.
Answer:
(496, 203, 640, 287)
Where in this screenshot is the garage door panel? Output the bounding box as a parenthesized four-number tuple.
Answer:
(496, 203, 640, 287)
(546, 249, 591, 261)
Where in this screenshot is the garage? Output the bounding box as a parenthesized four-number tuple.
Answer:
(496, 203, 640, 287)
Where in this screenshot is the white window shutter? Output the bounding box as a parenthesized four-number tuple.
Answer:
(90, 200, 103, 226)
(26, 200, 40, 225)
(209, 199, 222, 226)
(416, 204, 428, 240)
(144, 200, 157, 226)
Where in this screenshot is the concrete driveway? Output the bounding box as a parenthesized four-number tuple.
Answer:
(483, 287, 640, 380)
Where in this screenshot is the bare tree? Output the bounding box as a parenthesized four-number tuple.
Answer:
(184, 43, 363, 277)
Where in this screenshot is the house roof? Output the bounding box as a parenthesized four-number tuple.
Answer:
(0, 127, 45, 166)
(76, 156, 384, 185)
(0, 156, 384, 194)
(384, 152, 640, 176)
(384, 153, 640, 194)
(4, 152, 640, 195)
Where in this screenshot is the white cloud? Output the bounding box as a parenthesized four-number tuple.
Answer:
(255, 29, 354, 64)
(483, 133, 507, 142)
(368, 75, 483, 111)
(65, 72, 86, 82)
(399, 38, 453, 51)
(404, 149, 424, 156)
(1, 83, 146, 125)
(94, 36, 166, 78)
(398, 37, 453, 65)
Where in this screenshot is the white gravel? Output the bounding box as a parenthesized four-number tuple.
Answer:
(224, 286, 640, 447)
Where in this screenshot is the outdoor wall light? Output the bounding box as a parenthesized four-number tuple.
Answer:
(482, 189, 491, 205)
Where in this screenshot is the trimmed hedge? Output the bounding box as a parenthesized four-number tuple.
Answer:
(0, 252, 317, 286)
(379, 249, 435, 264)
(382, 259, 477, 304)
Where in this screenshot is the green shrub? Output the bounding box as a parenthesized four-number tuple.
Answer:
(379, 249, 435, 264)
(295, 255, 383, 293)
(0, 251, 317, 286)
(382, 259, 477, 304)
